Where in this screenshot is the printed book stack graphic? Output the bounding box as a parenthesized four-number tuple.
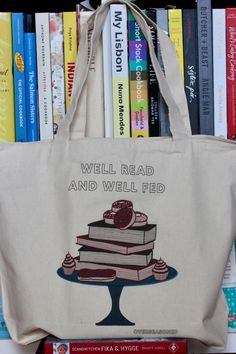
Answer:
(75, 200, 157, 281)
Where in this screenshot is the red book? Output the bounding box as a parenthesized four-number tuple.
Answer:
(44, 337, 187, 354)
(226, 8, 236, 140)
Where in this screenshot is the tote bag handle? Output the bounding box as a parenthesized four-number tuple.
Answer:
(56, 0, 192, 141)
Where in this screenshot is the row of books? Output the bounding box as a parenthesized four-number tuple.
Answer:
(0, 10, 80, 142)
(1, 2, 236, 142)
(104, 2, 236, 139)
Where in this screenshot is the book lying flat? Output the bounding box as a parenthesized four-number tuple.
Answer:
(76, 235, 154, 254)
(78, 246, 153, 266)
(88, 220, 156, 245)
(75, 258, 156, 281)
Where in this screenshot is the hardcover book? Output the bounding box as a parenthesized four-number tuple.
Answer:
(35, 12, 54, 140)
(80, 11, 105, 138)
(213, 9, 227, 138)
(63, 11, 77, 112)
(102, 8, 113, 137)
(24, 13, 39, 142)
(44, 337, 187, 354)
(168, 9, 184, 81)
(0, 12, 15, 142)
(75, 258, 157, 281)
(76, 235, 154, 254)
(12, 13, 27, 142)
(49, 13, 66, 135)
(183, 9, 199, 135)
(156, 9, 170, 136)
(78, 246, 153, 266)
(197, 0, 214, 135)
(128, 11, 149, 138)
(88, 220, 157, 244)
(147, 8, 159, 137)
(110, 4, 130, 138)
(226, 8, 236, 140)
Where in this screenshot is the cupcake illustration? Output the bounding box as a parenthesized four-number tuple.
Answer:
(62, 252, 75, 275)
(152, 258, 169, 281)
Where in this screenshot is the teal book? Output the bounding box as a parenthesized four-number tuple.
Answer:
(0, 289, 10, 339)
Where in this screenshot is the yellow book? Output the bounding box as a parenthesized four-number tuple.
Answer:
(0, 13, 15, 142)
(168, 9, 184, 81)
(63, 12, 77, 112)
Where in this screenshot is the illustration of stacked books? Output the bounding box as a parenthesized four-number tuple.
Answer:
(74, 200, 158, 282)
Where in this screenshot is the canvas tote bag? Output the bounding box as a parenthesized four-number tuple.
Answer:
(0, 0, 236, 348)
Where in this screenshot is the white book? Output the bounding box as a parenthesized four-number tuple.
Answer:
(102, 8, 113, 137)
(212, 9, 227, 138)
(110, 4, 130, 138)
(35, 13, 54, 140)
(49, 13, 66, 135)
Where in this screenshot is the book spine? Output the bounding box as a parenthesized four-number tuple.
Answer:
(76, 4, 80, 48)
(0, 13, 15, 142)
(44, 342, 53, 354)
(197, 0, 214, 135)
(168, 9, 184, 81)
(147, 9, 159, 137)
(69, 341, 187, 353)
(49, 13, 66, 135)
(63, 12, 77, 112)
(110, 4, 130, 138)
(156, 9, 170, 136)
(0, 288, 10, 339)
(128, 11, 149, 138)
(226, 8, 236, 140)
(12, 13, 27, 142)
(24, 14, 39, 142)
(45, 340, 187, 354)
(213, 9, 227, 138)
(183, 9, 199, 135)
(35, 13, 53, 140)
(102, 9, 113, 137)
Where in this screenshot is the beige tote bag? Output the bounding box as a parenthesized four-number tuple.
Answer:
(0, 0, 235, 348)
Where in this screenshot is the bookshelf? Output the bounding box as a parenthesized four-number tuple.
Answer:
(0, 0, 236, 353)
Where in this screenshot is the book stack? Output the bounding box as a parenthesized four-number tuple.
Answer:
(74, 200, 157, 282)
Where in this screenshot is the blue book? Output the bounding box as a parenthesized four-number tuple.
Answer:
(12, 13, 27, 142)
(24, 14, 39, 142)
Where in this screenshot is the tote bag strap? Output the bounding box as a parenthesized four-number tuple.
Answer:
(56, 0, 192, 141)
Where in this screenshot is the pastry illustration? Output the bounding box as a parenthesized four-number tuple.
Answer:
(62, 252, 75, 275)
(152, 258, 169, 281)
